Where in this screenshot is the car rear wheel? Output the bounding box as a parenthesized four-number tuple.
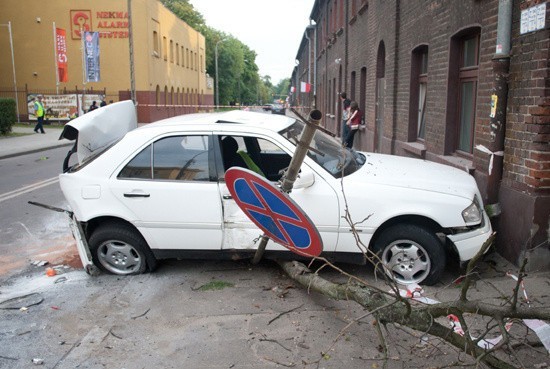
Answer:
(373, 224, 445, 286)
(89, 223, 157, 275)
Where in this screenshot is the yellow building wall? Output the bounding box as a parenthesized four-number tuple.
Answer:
(0, 0, 209, 119)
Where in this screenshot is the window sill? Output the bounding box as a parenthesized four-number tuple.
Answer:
(402, 141, 426, 158)
(358, 2, 368, 15)
(436, 154, 475, 174)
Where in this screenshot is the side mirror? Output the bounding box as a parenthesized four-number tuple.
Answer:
(293, 170, 315, 189)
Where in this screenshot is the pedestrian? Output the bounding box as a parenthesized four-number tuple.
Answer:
(88, 101, 98, 112)
(345, 101, 362, 148)
(100, 100, 107, 107)
(33, 95, 46, 134)
(339, 92, 351, 144)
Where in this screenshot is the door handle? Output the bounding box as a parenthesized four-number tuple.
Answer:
(223, 194, 232, 200)
(124, 193, 150, 198)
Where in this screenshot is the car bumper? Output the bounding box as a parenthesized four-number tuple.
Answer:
(447, 212, 493, 262)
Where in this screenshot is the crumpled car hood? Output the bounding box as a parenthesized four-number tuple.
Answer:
(59, 100, 137, 164)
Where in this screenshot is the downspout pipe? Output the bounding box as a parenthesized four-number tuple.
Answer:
(309, 19, 317, 109)
(485, 0, 512, 208)
(305, 25, 315, 108)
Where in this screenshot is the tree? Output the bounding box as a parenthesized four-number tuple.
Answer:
(160, 0, 280, 107)
(275, 228, 550, 368)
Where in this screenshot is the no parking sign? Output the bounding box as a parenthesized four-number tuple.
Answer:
(225, 167, 323, 257)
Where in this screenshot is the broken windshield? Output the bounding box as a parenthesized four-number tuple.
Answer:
(280, 120, 365, 178)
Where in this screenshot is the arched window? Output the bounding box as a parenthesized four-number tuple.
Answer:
(409, 45, 429, 142)
(446, 27, 481, 154)
(164, 86, 168, 106)
(155, 85, 160, 106)
(375, 41, 386, 153)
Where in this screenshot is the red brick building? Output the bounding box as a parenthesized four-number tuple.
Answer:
(292, 0, 549, 269)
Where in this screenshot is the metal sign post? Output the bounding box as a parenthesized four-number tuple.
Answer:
(250, 109, 323, 263)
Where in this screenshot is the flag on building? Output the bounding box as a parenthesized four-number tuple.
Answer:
(55, 28, 68, 82)
(290, 86, 296, 93)
(84, 31, 100, 82)
(300, 81, 311, 93)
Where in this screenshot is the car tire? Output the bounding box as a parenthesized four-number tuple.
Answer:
(373, 224, 445, 286)
(89, 223, 157, 275)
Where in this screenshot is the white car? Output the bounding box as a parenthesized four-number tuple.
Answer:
(59, 101, 492, 285)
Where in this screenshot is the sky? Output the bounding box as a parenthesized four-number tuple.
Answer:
(189, 0, 315, 84)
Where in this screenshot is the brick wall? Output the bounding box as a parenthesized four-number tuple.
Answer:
(305, 0, 549, 268)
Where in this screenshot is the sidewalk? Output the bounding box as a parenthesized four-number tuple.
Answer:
(0, 125, 72, 160)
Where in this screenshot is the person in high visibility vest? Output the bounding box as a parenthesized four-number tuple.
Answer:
(33, 95, 46, 134)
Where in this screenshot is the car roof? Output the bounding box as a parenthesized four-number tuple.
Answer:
(143, 110, 296, 133)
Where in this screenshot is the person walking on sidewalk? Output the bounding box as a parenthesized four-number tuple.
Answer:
(88, 101, 98, 113)
(339, 92, 351, 144)
(344, 101, 362, 148)
(33, 95, 46, 134)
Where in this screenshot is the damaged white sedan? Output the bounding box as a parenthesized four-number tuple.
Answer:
(58, 100, 492, 285)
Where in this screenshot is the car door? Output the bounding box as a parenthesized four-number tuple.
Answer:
(110, 134, 223, 251)
(215, 133, 340, 252)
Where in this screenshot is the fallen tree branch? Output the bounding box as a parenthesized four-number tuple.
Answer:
(277, 259, 525, 369)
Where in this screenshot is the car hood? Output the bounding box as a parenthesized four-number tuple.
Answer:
(59, 100, 137, 164)
(349, 152, 477, 199)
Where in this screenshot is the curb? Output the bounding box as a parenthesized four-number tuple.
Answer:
(0, 142, 73, 161)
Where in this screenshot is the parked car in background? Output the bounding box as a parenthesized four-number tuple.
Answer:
(262, 104, 273, 111)
(271, 103, 285, 115)
(59, 101, 493, 285)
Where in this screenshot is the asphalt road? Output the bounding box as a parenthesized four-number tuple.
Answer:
(0, 146, 78, 279)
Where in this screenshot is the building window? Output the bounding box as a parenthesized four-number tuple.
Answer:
(156, 85, 160, 106)
(359, 67, 366, 117)
(171, 87, 174, 105)
(163, 36, 167, 60)
(164, 86, 168, 105)
(170, 40, 174, 63)
(447, 29, 480, 154)
(186, 48, 189, 68)
(152, 31, 159, 57)
(350, 71, 356, 101)
(409, 45, 428, 141)
(176, 43, 179, 65)
(181, 46, 184, 67)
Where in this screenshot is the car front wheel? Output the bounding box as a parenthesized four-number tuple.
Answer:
(373, 224, 445, 286)
(89, 223, 157, 275)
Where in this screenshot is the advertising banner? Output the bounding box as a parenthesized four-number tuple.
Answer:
(56, 28, 69, 82)
(84, 31, 100, 82)
(27, 94, 79, 121)
(79, 94, 105, 116)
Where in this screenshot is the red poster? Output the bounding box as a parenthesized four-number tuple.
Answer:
(56, 28, 68, 82)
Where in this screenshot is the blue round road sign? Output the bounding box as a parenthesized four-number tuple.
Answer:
(225, 167, 323, 257)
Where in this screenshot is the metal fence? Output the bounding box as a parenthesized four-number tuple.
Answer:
(0, 85, 117, 124)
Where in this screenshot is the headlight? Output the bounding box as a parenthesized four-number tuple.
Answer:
(462, 197, 482, 224)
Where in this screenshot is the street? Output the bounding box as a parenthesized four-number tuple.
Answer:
(0, 143, 548, 369)
(0, 146, 78, 279)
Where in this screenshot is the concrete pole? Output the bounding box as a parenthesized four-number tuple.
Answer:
(215, 39, 223, 109)
(128, 0, 136, 104)
(252, 109, 323, 264)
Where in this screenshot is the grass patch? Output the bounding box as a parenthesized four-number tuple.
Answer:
(0, 131, 29, 138)
(196, 280, 235, 291)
